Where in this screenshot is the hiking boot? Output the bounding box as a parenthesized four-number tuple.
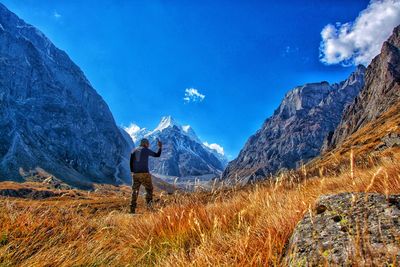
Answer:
(130, 206, 136, 214)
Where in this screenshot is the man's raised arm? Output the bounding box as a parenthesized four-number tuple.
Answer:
(149, 140, 162, 157)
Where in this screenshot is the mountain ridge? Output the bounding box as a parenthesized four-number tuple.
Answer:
(325, 25, 400, 151)
(221, 65, 365, 183)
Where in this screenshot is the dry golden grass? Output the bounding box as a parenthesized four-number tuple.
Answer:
(306, 102, 400, 177)
(0, 149, 399, 266)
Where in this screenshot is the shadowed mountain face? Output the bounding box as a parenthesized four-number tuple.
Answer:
(0, 4, 131, 187)
(326, 25, 400, 151)
(125, 116, 227, 178)
(221, 66, 365, 183)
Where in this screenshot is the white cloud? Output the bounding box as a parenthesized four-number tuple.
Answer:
(53, 11, 62, 19)
(183, 88, 205, 103)
(203, 141, 225, 155)
(320, 0, 400, 66)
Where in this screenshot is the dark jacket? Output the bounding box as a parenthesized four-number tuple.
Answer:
(130, 146, 162, 173)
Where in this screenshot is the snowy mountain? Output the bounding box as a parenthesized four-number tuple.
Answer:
(124, 124, 150, 144)
(123, 116, 228, 179)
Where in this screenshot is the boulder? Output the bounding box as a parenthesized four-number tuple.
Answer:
(284, 193, 400, 266)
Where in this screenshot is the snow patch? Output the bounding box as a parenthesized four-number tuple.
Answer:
(123, 123, 148, 143)
(182, 125, 191, 133)
(203, 142, 225, 155)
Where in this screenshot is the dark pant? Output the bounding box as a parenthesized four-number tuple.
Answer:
(130, 173, 153, 211)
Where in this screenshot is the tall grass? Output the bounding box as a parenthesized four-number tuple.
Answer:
(0, 151, 400, 266)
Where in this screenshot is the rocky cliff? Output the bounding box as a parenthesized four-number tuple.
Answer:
(326, 25, 400, 150)
(0, 4, 131, 187)
(221, 66, 365, 183)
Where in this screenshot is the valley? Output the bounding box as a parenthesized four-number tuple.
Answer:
(0, 1, 400, 266)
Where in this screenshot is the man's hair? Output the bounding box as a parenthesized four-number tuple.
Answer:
(140, 138, 150, 147)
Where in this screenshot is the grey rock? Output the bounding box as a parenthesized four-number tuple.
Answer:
(0, 3, 131, 187)
(284, 193, 400, 266)
(382, 133, 400, 148)
(0, 188, 61, 199)
(376, 133, 400, 151)
(328, 25, 400, 150)
(222, 66, 365, 183)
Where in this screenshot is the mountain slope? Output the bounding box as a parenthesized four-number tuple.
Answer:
(221, 66, 365, 183)
(326, 25, 400, 151)
(0, 4, 131, 187)
(305, 26, 400, 176)
(124, 116, 227, 179)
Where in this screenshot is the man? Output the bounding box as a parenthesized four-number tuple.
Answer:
(129, 138, 162, 214)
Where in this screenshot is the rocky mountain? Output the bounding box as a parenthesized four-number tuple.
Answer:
(325, 25, 400, 151)
(0, 4, 131, 187)
(221, 66, 365, 183)
(124, 116, 228, 179)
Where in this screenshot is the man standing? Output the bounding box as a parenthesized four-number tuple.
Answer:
(129, 138, 162, 214)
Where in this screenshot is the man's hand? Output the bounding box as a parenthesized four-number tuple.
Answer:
(157, 140, 162, 148)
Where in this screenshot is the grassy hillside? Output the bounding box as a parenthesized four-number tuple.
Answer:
(306, 102, 400, 177)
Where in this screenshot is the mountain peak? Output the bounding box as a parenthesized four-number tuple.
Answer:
(182, 124, 197, 135)
(123, 123, 149, 143)
(152, 116, 202, 142)
(153, 116, 179, 133)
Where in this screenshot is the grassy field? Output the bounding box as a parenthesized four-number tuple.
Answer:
(0, 146, 399, 266)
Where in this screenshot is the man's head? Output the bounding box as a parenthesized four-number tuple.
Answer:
(140, 138, 150, 148)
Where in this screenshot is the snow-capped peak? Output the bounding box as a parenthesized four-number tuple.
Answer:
(152, 115, 179, 133)
(124, 123, 141, 136)
(151, 116, 201, 142)
(182, 125, 201, 142)
(123, 123, 149, 143)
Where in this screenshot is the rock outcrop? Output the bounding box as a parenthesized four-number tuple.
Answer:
(221, 66, 365, 183)
(0, 4, 131, 187)
(377, 132, 400, 151)
(284, 193, 400, 266)
(326, 25, 400, 150)
(0, 188, 62, 199)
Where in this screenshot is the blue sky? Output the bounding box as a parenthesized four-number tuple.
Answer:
(4, 0, 395, 159)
